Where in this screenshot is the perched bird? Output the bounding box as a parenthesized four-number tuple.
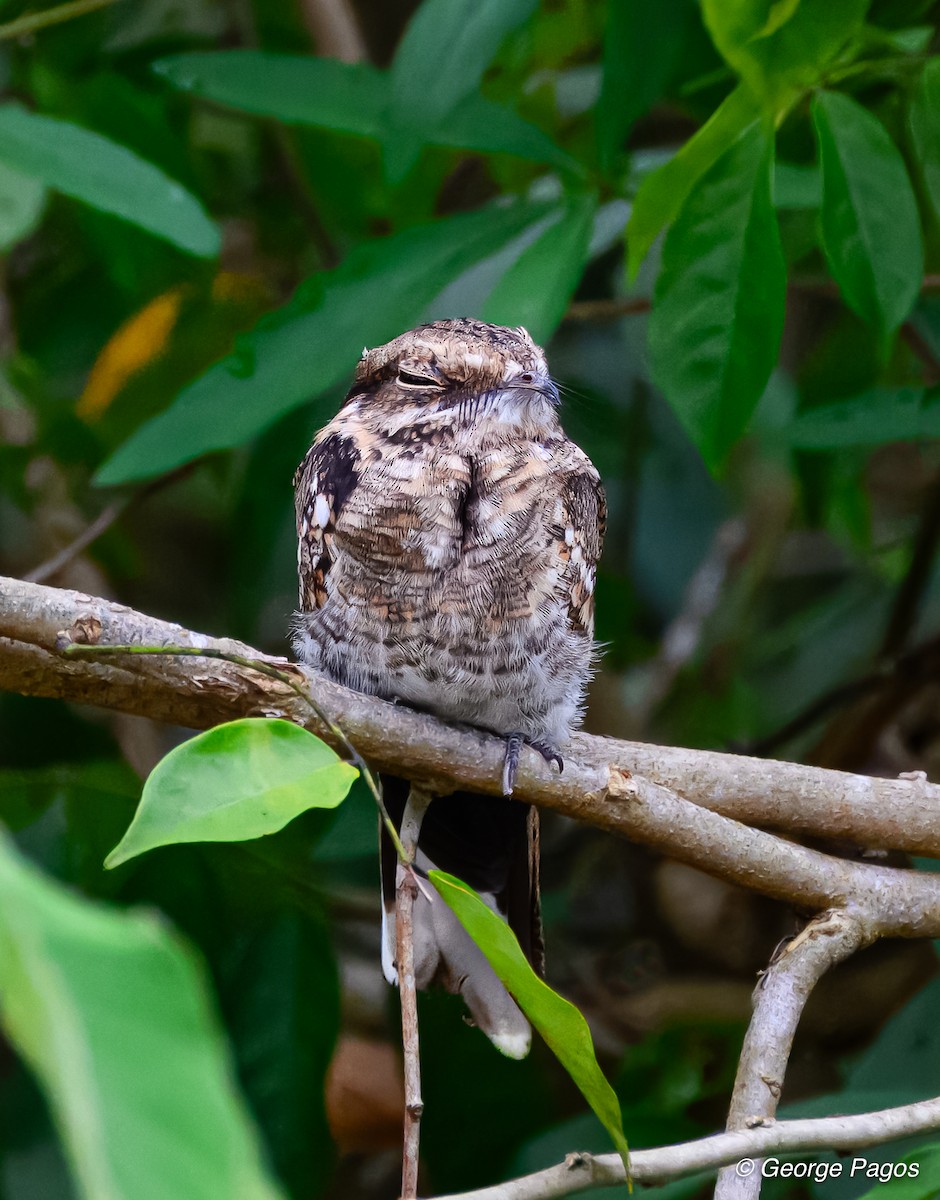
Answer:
(292, 319, 605, 1057)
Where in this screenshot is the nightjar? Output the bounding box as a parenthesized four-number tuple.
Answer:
(292, 319, 605, 1057)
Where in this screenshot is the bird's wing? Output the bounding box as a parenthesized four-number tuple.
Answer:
(293, 428, 362, 610)
(557, 456, 606, 637)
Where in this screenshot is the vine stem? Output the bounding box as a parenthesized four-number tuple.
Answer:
(60, 641, 408, 862)
(0, 0, 124, 40)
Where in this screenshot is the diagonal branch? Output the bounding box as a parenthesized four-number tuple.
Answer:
(714, 910, 871, 1199)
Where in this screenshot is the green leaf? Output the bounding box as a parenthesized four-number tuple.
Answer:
(0, 160, 45, 251)
(909, 57, 940, 226)
(854, 1146, 940, 1200)
(596, 0, 689, 172)
(155, 52, 574, 170)
(0, 105, 219, 258)
(813, 90, 923, 335)
(222, 910, 339, 1200)
(96, 200, 550, 485)
(626, 84, 759, 278)
(432, 92, 576, 169)
(385, 0, 540, 183)
(787, 387, 940, 448)
(483, 195, 596, 343)
(648, 123, 786, 469)
(701, 0, 871, 112)
(154, 52, 388, 138)
(389, 0, 538, 130)
(105, 719, 358, 868)
(0, 829, 284, 1200)
(430, 870, 630, 1183)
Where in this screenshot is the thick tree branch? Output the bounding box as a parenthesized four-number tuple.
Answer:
(3, 576, 940, 935)
(431, 1096, 940, 1200)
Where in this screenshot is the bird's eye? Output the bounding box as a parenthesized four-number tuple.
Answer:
(397, 368, 441, 388)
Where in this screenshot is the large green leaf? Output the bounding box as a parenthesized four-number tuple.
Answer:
(430, 870, 630, 1182)
(0, 829, 284, 1200)
(0, 104, 219, 257)
(389, 0, 537, 130)
(649, 123, 786, 469)
(483, 195, 596, 343)
(0, 160, 45, 251)
(910, 58, 940, 226)
(787, 387, 940, 448)
(222, 910, 339, 1200)
(702, 0, 871, 112)
(155, 51, 572, 170)
(105, 719, 357, 868)
(434, 92, 575, 170)
(813, 90, 923, 335)
(626, 85, 759, 278)
(596, 0, 689, 172)
(154, 52, 388, 137)
(96, 200, 548, 485)
(855, 1146, 940, 1200)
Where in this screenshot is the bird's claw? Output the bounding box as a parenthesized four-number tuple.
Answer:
(501, 734, 564, 796)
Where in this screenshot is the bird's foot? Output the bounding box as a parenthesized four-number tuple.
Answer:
(501, 733, 564, 796)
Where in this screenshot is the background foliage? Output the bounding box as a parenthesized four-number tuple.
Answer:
(2, 0, 940, 1197)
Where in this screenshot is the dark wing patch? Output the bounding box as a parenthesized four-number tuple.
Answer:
(294, 431, 361, 610)
(559, 467, 606, 635)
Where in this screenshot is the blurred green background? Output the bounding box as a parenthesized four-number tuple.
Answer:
(2, 0, 940, 1197)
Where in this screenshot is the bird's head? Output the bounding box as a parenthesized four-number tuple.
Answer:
(346, 319, 560, 433)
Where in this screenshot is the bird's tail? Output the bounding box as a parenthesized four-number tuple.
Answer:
(380, 776, 543, 1059)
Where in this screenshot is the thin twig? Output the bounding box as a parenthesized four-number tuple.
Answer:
(24, 464, 196, 586)
(564, 297, 651, 322)
(562, 276, 940, 325)
(59, 640, 407, 862)
(0, 0, 123, 40)
(431, 1094, 940, 1199)
(629, 517, 748, 721)
(397, 786, 432, 1199)
(24, 499, 128, 584)
(714, 910, 870, 1200)
(297, 0, 368, 62)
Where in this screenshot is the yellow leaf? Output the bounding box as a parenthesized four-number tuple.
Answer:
(77, 287, 185, 422)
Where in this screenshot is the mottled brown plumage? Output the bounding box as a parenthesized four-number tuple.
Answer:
(292, 319, 605, 1056)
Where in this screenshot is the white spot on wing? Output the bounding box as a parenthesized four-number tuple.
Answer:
(313, 494, 331, 528)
